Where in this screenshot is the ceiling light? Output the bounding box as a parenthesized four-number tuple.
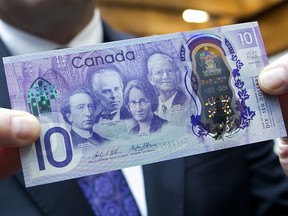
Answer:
(182, 9, 210, 23)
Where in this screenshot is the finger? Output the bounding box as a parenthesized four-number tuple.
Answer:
(0, 108, 40, 147)
(278, 94, 288, 132)
(279, 137, 288, 176)
(0, 147, 21, 180)
(259, 54, 288, 95)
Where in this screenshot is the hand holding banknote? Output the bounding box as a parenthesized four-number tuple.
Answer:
(0, 108, 40, 179)
(259, 54, 288, 175)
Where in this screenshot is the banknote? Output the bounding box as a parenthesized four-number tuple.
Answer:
(3, 22, 286, 186)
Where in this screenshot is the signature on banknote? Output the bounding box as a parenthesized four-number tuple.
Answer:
(91, 147, 123, 161)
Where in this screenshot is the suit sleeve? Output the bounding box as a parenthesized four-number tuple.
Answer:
(246, 140, 288, 215)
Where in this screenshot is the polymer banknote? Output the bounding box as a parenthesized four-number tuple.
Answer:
(3, 22, 286, 186)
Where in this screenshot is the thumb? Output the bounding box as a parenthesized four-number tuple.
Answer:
(259, 54, 288, 95)
(0, 108, 40, 147)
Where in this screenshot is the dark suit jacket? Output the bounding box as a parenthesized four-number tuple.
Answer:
(70, 129, 108, 148)
(1, 22, 288, 216)
(172, 90, 187, 107)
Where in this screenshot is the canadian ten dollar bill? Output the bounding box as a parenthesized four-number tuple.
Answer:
(3, 22, 286, 186)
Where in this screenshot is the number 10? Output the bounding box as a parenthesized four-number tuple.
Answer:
(238, 32, 253, 45)
(35, 127, 73, 171)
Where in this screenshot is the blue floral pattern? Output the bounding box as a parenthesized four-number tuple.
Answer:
(77, 171, 141, 216)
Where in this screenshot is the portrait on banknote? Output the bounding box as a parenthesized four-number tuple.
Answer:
(147, 53, 189, 122)
(59, 87, 109, 148)
(124, 79, 168, 137)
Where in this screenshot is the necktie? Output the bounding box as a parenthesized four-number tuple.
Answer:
(100, 112, 117, 120)
(161, 104, 168, 119)
(161, 104, 167, 112)
(78, 170, 141, 216)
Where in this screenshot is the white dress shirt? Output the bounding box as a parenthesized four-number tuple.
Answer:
(155, 92, 177, 121)
(0, 9, 147, 216)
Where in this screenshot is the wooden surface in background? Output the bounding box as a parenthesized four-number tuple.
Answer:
(99, 0, 287, 56)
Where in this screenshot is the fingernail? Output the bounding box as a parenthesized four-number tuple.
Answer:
(259, 67, 287, 91)
(12, 115, 39, 140)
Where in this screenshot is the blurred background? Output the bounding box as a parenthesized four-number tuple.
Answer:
(98, 0, 287, 58)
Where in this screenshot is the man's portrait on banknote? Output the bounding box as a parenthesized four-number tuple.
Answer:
(60, 87, 108, 148)
(88, 66, 133, 140)
(90, 67, 130, 124)
(147, 53, 188, 122)
(124, 79, 168, 136)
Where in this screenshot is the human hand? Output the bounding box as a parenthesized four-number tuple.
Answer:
(259, 53, 288, 175)
(0, 108, 40, 180)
